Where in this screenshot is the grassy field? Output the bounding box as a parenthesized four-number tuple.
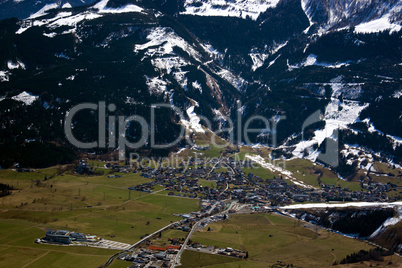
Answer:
(0, 150, 400, 268)
(0, 219, 117, 268)
(0, 168, 199, 267)
(285, 159, 363, 191)
(190, 213, 376, 268)
(181, 250, 239, 267)
(242, 166, 276, 181)
(284, 158, 402, 193)
(107, 259, 131, 268)
(371, 162, 402, 197)
(198, 179, 217, 189)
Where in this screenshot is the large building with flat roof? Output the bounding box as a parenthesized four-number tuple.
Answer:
(45, 230, 71, 244)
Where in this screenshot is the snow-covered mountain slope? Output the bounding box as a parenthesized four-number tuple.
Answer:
(181, 0, 280, 20)
(370, 206, 402, 238)
(0, 0, 400, 170)
(15, 0, 144, 34)
(301, 0, 402, 33)
(369, 206, 402, 253)
(181, 0, 402, 35)
(0, 0, 248, 162)
(0, 0, 98, 20)
(290, 76, 368, 162)
(179, 0, 402, 34)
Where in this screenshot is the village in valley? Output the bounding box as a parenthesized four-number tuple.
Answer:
(26, 141, 402, 268)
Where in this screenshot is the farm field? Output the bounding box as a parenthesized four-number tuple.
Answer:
(0, 219, 118, 268)
(285, 158, 363, 191)
(0, 168, 199, 267)
(188, 213, 394, 268)
(181, 250, 240, 267)
(0, 154, 400, 268)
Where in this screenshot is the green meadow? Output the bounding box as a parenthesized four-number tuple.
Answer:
(190, 213, 375, 268)
(0, 168, 199, 267)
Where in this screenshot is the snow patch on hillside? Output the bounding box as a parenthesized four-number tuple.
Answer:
(135, 27, 206, 93)
(291, 78, 368, 161)
(135, 27, 201, 61)
(362, 118, 402, 149)
(62, 3, 72, 9)
(181, 0, 280, 20)
(17, 0, 142, 35)
(151, 57, 189, 73)
(93, 0, 143, 14)
(43, 32, 57, 38)
(355, 14, 402, 34)
(217, 69, 247, 91)
(267, 54, 281, 68)
(174, 71, 189, 90)
(341, 145, 376, 171)
(7, 60, 25, 70)
(17, 10, 99, 34)
(49, 12, 101, 29)
(0, 71, 9, 82)
(249, 52, 269, 71)
(192, 81, 203, 94)
(150, 58, 190, 91)
(245, 154, 315, 189)
(393, 90, 402, 99)
(181, 102, 205, 133)
(370, 206, 402, 238)
(249, 41, 287, 71)
(301, 0, 313, 28)
(292, 99, 368, 160)
(29, 3, 59, 19)
(66, 75, 75, 80)
(289, 54, 351, 70)
(269, 41, 288, 55)
(11, 91, 38, 105)
(201, 43, 224, 64)
(146, 76, 167, 95)
(302, 0, 402, 34)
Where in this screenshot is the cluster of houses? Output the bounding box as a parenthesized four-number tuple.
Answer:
(118, 224, 187, 268)
(118, 248, 173, 268)
(125, 158, 401, 206)
(117, 209, 238, 267)
(78, 155, 401, 207)
(188, 245, 247, 259)
(218, 247, 247, 258)
(76, 160, 94, 175)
